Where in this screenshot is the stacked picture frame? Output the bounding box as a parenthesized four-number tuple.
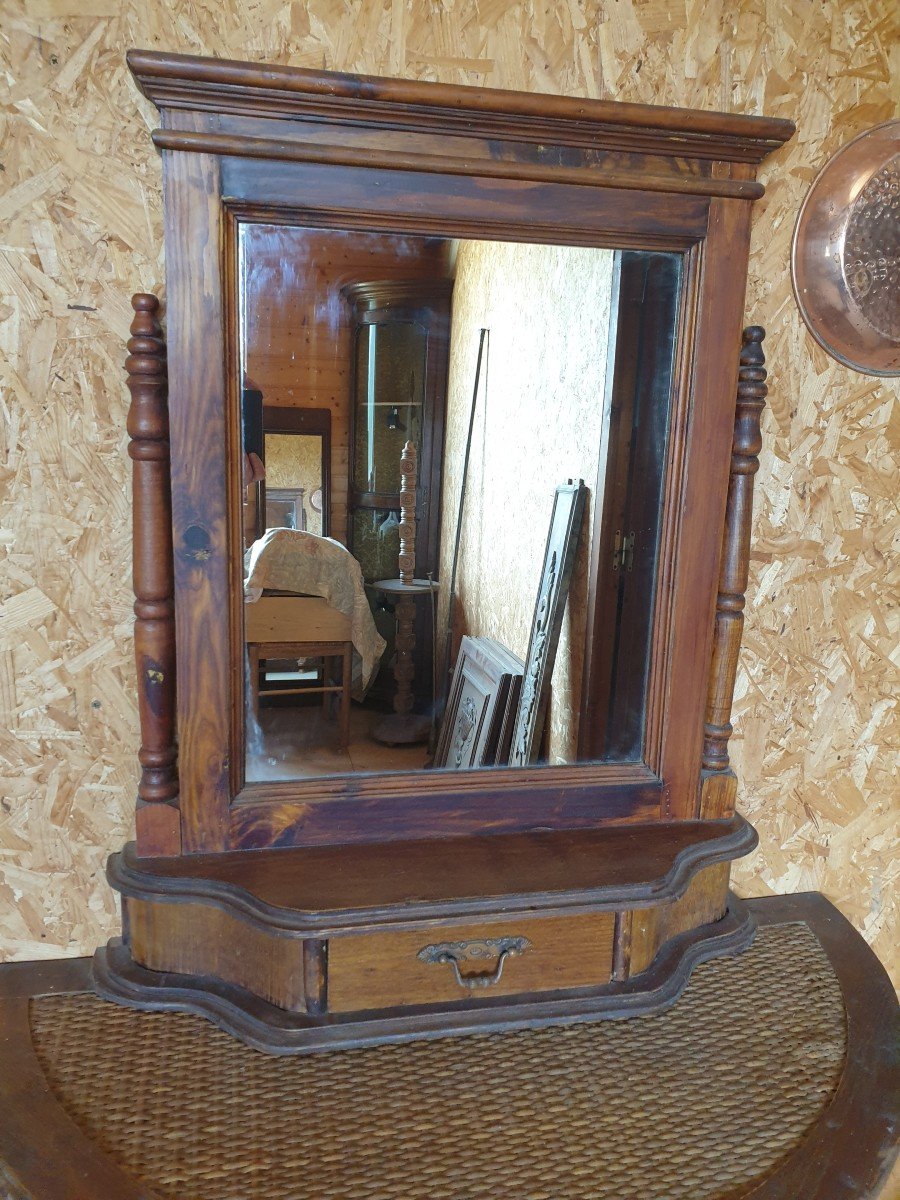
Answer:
(433, 636, 524, 769)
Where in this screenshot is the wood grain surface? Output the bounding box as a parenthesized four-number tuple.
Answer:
(109, 815, 757, 930)
(327, 912, 615, 1011)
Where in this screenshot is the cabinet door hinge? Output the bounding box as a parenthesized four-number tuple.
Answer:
(612, 530, 635, 571)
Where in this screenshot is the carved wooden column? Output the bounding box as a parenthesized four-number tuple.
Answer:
(700, 326, 767, 820)
(126, 293, 180, 856)
(373, 440, 438, 745)
(393, 440, 418, 716)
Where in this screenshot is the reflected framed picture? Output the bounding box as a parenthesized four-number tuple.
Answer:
(508, 480, 588, 768)
(434, 636, 524, 770)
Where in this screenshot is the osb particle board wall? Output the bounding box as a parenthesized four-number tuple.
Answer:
(0, 1, 896, 983)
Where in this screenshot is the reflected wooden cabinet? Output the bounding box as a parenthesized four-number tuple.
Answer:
(95, 49, 795, 1053)
(345, 280, 452, 704)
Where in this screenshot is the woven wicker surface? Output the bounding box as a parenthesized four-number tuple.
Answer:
(29, 923, 846, 1200)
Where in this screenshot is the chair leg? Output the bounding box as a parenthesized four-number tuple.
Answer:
(339, 644, 351, 751)
(248, 645, 260, 720)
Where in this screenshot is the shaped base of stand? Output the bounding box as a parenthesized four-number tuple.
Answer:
(373, 711, 432, 745)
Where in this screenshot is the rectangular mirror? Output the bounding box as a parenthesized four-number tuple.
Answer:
(237, 223, 681, 786)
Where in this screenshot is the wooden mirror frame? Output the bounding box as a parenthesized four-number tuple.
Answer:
(125, 50, 793, 858)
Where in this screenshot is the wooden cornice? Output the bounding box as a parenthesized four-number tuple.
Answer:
(150, 129, 767, 199)
(127, 50, 795, 168)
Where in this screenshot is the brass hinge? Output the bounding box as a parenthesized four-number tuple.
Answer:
(612, 530, 635, 571)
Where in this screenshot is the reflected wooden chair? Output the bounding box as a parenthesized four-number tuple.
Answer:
(245, 596, 352, 752)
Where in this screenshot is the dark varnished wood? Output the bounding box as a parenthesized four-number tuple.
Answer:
(658, 199, 759, 819)
(108, 815, 757, 935)
(126, 295, 179, 856)
(223, 160, 712, 245)
(0, 971, 159, 1200)
(113, 52, 802, 1048)
(127, 51, 793, 852)
(162, 138, 233, 855)
(302, 938, 328, 1016)
(0, 957, 94, 1000)
(153, 128, 767, 199)
(127, 49, 794, 161)
(126, 899, 308, 1012)
(226, 177, 711, 253)
(628, 860, 730, 976)
(326, 912, 616, 1012)
(701, 327, 768, 818)
(229, 764, 662, 850)
(113, 823, 743, 1018)
(745, 894, 899, 1200)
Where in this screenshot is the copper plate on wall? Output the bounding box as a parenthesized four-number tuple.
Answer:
(792, 121, 899, 376)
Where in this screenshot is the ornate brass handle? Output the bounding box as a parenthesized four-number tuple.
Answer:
(417, 936, 532, 990)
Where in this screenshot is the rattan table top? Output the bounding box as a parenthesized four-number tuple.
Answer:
(26, 922, 850, 1200)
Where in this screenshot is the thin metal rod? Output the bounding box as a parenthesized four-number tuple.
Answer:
(438, 327, 488, 717)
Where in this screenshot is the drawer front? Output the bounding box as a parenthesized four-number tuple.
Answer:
(327, 913, 615, 1013)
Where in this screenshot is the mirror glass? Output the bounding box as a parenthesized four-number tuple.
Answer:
(264, 434, 324, 535)
(238, 223, 681, 784)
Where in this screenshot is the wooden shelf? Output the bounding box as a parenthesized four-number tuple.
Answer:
(110, 815, 757, 935)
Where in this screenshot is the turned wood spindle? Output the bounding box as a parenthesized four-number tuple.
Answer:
(126, 294, 179, 844)
(393, 440, 418, 715)
(701, 326, 767, 773)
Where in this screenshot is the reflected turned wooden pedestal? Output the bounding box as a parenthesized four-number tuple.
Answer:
(371, 577, 439, 746)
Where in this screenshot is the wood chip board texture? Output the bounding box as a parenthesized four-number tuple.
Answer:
(1, 1, 897, 983)
(28, 924, 846, 1200)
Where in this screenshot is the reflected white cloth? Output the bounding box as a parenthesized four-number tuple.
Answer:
(245, 529, 386, 697)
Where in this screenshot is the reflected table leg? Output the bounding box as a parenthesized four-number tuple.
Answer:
(339, 643, 351, 752)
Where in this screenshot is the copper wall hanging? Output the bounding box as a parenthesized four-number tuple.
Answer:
(792, 121, 899, 376)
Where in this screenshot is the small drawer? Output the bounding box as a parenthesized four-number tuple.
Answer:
(327, 912, 615, 1013)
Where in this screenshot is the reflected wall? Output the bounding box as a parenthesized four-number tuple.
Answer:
(438, 241, 616, 763)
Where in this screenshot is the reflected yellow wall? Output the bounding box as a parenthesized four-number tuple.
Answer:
(263, 433, 324, 536)
(439, 241, 614, 762)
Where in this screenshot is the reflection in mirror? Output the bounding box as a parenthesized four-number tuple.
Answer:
(237, 224, 681, 784)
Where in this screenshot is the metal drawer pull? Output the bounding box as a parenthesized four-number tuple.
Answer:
(417, 936, 532, 990)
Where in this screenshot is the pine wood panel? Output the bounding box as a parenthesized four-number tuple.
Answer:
(244, 596, 350, 643)
(241, 225, 452, 545)
(128, 898, 308, 1012)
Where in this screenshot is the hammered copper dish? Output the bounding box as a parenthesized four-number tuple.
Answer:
(792, 121, 899, 376)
